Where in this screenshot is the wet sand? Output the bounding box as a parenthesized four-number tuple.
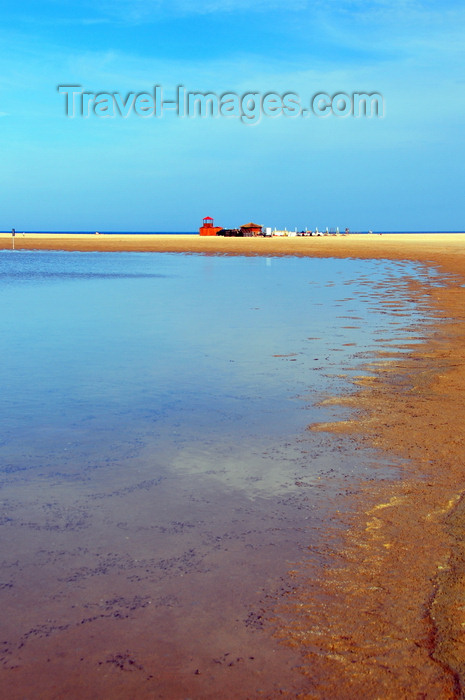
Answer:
(2, 232, 465, 697)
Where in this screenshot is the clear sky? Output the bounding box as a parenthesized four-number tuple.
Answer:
(0, 1, 464, 232)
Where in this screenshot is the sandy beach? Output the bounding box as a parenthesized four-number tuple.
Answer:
(2, 231, 465, 697)
(1, 231, 464, 266)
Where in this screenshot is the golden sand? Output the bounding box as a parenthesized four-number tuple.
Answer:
(1, 231, 465, 266)
(3, 231, 465, 697)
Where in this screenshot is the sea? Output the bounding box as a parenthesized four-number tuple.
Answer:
(0, 249, 444, 698)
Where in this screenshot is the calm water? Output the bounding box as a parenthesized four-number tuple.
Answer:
(0, 251, 441, 698)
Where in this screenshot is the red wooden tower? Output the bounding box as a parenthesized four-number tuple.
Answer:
(199, 216, 222, 236)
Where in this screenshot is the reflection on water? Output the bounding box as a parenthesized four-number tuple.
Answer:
(0, 251, 440, 698)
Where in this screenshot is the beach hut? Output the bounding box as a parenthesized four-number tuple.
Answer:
(240, 222, 263, 237)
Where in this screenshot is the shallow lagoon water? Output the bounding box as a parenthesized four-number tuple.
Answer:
(0, 251, 440, 698)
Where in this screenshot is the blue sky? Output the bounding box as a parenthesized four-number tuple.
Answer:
(0, 0, 464, 231)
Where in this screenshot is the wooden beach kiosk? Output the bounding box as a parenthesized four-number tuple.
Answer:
(240, 222, 263, 237)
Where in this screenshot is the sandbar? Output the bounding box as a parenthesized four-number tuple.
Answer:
(1, 232, 465, 273)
